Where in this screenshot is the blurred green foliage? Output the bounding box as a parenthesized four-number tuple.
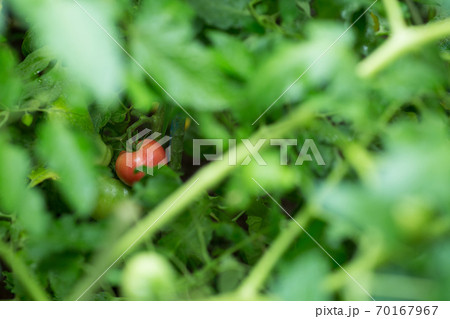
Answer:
(0, 0, 449, 301)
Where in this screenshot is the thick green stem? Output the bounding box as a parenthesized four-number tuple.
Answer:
(0, 111, 9, 128)
(169, 114, 185, 172)
(237, 212, 313, 299)
(357, 18, 450, 78)
(0, 240, 49, 301)
(382, 0, 407, 33)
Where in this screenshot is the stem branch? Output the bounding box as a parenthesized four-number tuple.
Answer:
(0, 240, 49, 301)
(237, 212, 313, 298)
(358, 18, 450, 78)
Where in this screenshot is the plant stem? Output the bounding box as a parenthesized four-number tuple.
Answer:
(126, 115, 154, 141)
(0, 111, 9, 128)
(169, 114, 185, 172)
(382, 0, 407, 33)
(405, 0, 423, 25)
(357, 18, 450, 78)
(237, 211, 313, 299)
(0, 240, 49, 301)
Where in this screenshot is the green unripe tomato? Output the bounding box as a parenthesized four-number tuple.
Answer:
(92, 176, 130, 219)
(121, 252, 176, 300)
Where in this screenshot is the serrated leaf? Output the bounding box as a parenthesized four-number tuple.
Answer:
(157, 204, 214, 265)
(89, 107, 112, 133)
(187, 0, 251, 29)
(28, 166, 59, 188)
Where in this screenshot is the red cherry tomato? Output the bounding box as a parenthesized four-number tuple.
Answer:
(115, 139, 167, 186)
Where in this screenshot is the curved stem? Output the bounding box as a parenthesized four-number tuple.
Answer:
(357, 18, 450, 78)
(0, 111, 9, 128)
(0, 240, 50, 301)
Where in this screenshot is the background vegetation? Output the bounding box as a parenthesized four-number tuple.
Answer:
(0, 0, 449, 301)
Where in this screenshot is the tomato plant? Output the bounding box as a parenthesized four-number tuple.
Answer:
(0, 0, 449, 302)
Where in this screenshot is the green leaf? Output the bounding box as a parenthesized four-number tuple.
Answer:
(370, 50, 447, 104)
(0, 135, 49, 235)
(89, 107, 112, 133)
(187, 0, 251, 29)
(135, 166, 182, 208)
(11, 0, 124, 103)
(16, 48, 63, 108)
(47, 253, 84, 300)
(47, 99, 95, 133)
(217, 256, 246, 293)
(270, 251, 331, 300)
(279, 0, 311, 33)
(208, 31, 254, 79)
(131, 0, 237, 111)
(157, 201, 214, 265)
(25, 215, 105, 263)
(28, 166, 59, 188)
(0, 45, 22, 109)
(36, 120, 99, 216)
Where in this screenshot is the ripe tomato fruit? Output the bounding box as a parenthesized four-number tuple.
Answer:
(115, 139, 167, 186)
